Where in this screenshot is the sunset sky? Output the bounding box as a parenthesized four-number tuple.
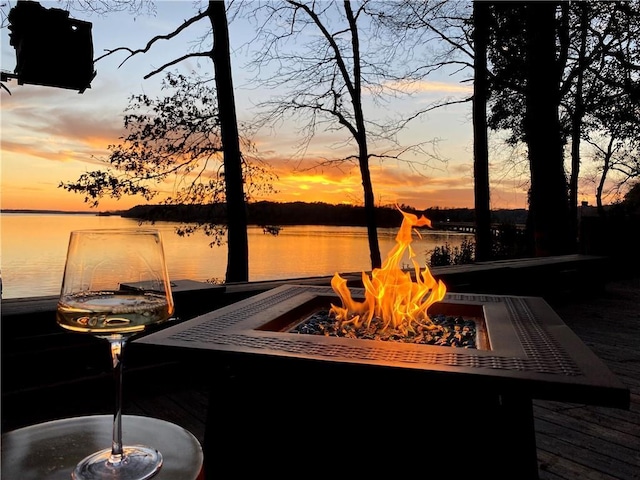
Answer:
(0, 1, 535, 213)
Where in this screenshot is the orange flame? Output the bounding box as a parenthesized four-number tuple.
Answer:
(330, 208, 446, 336)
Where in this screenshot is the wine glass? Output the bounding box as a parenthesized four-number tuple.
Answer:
(57, 228, 175, 480)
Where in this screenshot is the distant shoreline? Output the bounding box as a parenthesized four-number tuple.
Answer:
(1, 209, 124, 215)
(1, 203, 530, 227)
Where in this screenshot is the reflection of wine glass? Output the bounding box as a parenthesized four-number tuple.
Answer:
(57, 228, 174, 480)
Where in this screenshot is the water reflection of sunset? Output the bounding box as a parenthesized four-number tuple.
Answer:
(1, 215, 473, 300)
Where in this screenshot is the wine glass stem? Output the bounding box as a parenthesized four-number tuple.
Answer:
(109, 338, 125, 463)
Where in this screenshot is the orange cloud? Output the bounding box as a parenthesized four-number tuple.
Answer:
(249, 153, 480, 209)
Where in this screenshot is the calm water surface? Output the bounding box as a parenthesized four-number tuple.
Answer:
(0, 213, 473, 299)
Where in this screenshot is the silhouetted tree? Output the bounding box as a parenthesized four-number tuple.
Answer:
(364, 1, 497, 260)
(472, 1, 491, 261)
(524, 2, 573, 255)
(585, 133, 640, 214)
(208, 0, 250, 282)
(243, 0, 450, 270)
(488, 1, 640, 251)
(60, 1, 260, 282)
(60, 71, 276, 251)
(576, 2, 640, 213)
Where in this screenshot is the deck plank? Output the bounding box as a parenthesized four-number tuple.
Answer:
(533, 403, 640, 449)
(537, 448, 623, 480)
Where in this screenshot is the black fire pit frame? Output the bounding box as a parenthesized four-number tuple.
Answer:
(137, 285, 629, 479)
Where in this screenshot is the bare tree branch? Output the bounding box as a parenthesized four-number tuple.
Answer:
(94, 10, 208, 67)
(143, 51, 212, 79)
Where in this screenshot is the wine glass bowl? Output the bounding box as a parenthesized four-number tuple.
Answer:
(57, 228, 174, 480)
(58, 228, 174, 338)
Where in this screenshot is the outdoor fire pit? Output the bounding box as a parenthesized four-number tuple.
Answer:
(140, 283, 626, 394)
(138, 285, 628, 478)
(137, 210, 628, 479)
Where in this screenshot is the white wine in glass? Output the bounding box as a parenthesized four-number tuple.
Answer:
(57, 228, 175, 480)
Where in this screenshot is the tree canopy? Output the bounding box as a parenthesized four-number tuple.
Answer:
(60, 71, 277, 247)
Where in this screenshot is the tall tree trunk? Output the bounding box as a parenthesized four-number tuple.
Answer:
(208, 0, 249, 282)
(596, 138, 614, 217)
(358, 140, 382, 270)
(596, 159, 609, 216)
(472, 1, 492, 261)
(569, 2, 588, 251)
(524, 2, 572, 256)
(344, 1, 382, 269)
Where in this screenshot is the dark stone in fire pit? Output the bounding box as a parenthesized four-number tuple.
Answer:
(291, 310, 478, 348)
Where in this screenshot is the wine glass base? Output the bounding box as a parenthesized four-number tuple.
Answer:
(72, 445, 163, 480)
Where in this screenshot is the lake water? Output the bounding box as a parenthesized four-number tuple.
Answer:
(0, 213, 473, 299)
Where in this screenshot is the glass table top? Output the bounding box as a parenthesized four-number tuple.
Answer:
(1, 414, 203, 480)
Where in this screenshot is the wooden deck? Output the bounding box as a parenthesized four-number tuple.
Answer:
(532, 275, 640, 480)
(2, 257, 639, 479)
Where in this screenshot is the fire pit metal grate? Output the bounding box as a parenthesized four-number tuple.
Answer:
(165, 285, 581, 376)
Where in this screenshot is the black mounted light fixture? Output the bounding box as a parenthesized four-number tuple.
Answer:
(3, 0, 96, 93)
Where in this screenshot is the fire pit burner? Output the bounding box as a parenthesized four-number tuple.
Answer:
(291, 308, 480, 347)
(262, 291, 487, 348)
